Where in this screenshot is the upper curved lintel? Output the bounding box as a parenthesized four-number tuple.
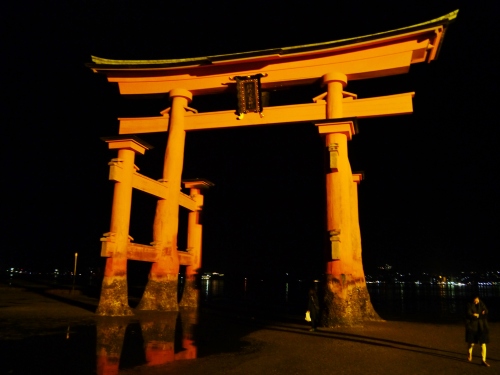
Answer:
(89, 10, 458, 69)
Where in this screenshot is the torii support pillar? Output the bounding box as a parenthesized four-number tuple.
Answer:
(179, 179, 213, 307)
(319, 72, 379, 326)
(96, 137, 151, 316)
(138, 89, 193, 311)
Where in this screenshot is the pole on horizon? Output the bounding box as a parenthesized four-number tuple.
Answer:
(72, 252, 78, 293)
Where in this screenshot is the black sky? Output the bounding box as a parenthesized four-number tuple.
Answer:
(1, 1, 499, 277)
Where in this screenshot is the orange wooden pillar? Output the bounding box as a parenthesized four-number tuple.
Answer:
(138, 89, 192, 311)
(320, 73, 379, 326)
(179, 179, 213, 307)
(323, 72, 351, 275)
(97, 137, 150, 316)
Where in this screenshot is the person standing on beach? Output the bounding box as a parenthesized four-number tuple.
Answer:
(466, 296, 490, 366)
(307, 287, 320, 332)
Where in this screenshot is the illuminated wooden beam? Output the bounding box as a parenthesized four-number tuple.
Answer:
(101, 240, 193, 264)
(131, 172, 168, 199)
(343, 92, 414, 118)
(118, 92, 414, 134)
(118, 117, 168, 134)
(107, 49, 415, 95)
(179, 192, 202, 212)
(178, 251, 193, 266)
(108, 162, 199, 211)
(89, 9, 458, 96)
(126, 243, 158, 262)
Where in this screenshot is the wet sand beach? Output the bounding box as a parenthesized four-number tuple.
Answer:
(1, 281, 499, 374)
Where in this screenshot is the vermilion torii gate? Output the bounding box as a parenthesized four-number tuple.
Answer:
(88, 10, 457, 325)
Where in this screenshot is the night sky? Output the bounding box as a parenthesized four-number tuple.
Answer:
(2, 1, 499, 277)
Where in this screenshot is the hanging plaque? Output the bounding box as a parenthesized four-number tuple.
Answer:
(231, 73, 266, 119)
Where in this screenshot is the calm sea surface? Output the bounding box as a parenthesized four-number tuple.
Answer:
(200, 278, 500, 323)
(7, 272, 500, 322)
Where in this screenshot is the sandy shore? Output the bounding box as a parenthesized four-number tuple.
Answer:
(1, 281, 499, 374)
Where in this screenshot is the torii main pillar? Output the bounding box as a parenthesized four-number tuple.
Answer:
(137, 88, 192, 311)
(320, 72, 379, 326)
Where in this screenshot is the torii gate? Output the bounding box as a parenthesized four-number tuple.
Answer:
(88, 10, 457, 325)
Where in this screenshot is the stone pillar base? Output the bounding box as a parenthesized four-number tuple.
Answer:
(137, 278, 179, 311)
(96, 277, 133, 316)
(322, 274, 381, 327)
(179, 279, 199, 308)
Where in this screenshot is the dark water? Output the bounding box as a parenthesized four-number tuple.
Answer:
(367, 282, 500, 323)
(3, 277, 500, 374)
(201, 278, 500, 323)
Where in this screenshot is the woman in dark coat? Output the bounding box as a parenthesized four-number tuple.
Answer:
(466, 296, 490, 366)
(307, 287, 320, 332)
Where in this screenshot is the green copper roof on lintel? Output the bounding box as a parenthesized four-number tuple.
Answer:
(90, 10, 458, 68)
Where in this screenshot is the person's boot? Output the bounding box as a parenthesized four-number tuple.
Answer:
(481, 344, 490, 366)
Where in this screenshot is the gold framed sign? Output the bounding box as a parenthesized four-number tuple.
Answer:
(231, 73, 266, 119)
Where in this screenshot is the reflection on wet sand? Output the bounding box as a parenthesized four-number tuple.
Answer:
(96, 318, 128, 375)
(95, 308, 198, 374)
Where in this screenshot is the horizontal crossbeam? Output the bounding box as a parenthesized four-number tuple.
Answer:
(118, 92, 414, 134)
(101, 240, 193, 264)
(108, 163, 202, 211)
